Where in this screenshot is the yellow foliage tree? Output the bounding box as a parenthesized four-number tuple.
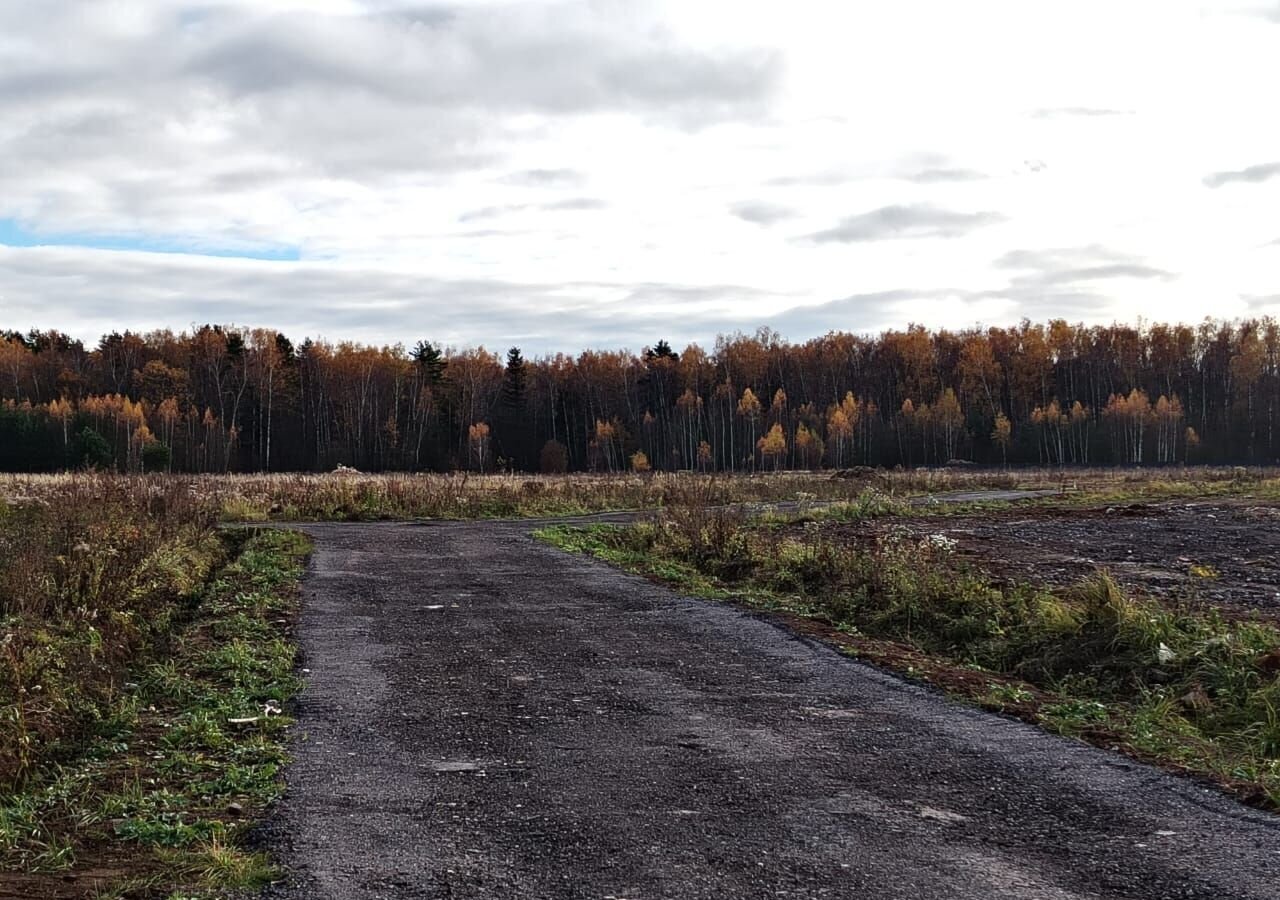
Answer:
(934, 387, 964, 461)
(737, 388, 762, 469)
(46, 397, 74, 448)
(1103, 389, 1152, 464)
(991, 412, 1011, 467)
(827, 407, 852, 467)
(757, 423, 787, 470)
(696, 440, 713, 471)
(794, 423, 824, 469)
(468, 422, 491, 472)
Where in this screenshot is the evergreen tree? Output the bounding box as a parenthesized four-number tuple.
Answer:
(412, 340, 447, 386)
(497, 347, 530, 469)
(641, 339, 679, 467)
(502, 347, 527, 406)
(75, 426, 113, 470)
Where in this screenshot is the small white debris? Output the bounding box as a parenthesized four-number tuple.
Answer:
(430, 761, 483, 773)
(920, 533, 957, 553)
(918, 806, 968, 824)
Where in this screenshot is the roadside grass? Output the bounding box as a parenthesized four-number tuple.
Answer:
(537, 508, 1280, 811)
(0, 527, 310, 898)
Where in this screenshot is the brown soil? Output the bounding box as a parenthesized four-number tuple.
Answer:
(0, 861, 135, 899)
(832, 501, 1280, 615)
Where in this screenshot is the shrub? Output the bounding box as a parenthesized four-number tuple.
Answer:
(75, 427, 113, 469)
(539, 440, 569, 474)
(141, 441, 172, 473)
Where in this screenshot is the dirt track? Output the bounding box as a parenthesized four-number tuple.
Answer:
(843, 501, 1280, 613)
(257, 510, 1280, 899)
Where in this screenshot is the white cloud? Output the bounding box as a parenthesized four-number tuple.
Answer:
(730, 201, 794, 226)
(1203, 162, 1280, 188)
(805, 206, 1006, 244)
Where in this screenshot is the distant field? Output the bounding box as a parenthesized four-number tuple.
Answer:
(2, 465, 1277, 523)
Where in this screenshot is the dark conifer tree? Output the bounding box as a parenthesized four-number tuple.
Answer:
(497, 347, 530, 469)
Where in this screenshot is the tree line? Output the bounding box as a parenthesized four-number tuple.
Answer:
(1, 318, 1278, 473)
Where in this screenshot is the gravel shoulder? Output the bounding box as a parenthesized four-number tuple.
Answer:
(259, 517, 1280, 900)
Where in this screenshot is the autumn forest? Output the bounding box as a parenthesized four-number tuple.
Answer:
(1, 318, 1278, 474)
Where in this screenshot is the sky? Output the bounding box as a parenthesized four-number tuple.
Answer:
(1, 0, 1278, 354)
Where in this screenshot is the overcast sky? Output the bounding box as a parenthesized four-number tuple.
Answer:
(2, 0, 1278, 354)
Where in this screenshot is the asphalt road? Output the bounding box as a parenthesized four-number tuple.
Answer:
(260, 510, 1280, 899)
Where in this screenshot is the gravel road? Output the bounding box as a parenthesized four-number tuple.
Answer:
(259, 511, 1280, 899)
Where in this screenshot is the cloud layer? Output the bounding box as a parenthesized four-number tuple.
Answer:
(0, 1, 779, 243)
(806, 206, 1005, 243)
(0, 1, 1277, 351)
(0, 245, 795, 353)
(1203, 162, 1280, 188)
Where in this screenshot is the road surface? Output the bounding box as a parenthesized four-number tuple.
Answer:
(259, 511, 1280, 899)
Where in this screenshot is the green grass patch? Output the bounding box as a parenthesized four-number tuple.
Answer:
(1044, 470, 1280, 507)
(0, 527, 311, 897)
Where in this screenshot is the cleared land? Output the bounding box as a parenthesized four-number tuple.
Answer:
(807, 501, 1280, 615)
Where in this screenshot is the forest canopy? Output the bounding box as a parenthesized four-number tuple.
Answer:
(1, 319, 1277, 473)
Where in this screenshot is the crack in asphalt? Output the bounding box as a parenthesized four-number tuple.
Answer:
(258, 493, 1280, 899)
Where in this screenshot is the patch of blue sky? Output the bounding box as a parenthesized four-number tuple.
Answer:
(0, 219, 301, 261)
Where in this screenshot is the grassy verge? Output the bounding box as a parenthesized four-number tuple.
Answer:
(538, 508, 1280, 811)
(1, 528, 311, 899)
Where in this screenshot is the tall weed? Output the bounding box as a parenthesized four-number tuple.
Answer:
(0, 476, 220, 786)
